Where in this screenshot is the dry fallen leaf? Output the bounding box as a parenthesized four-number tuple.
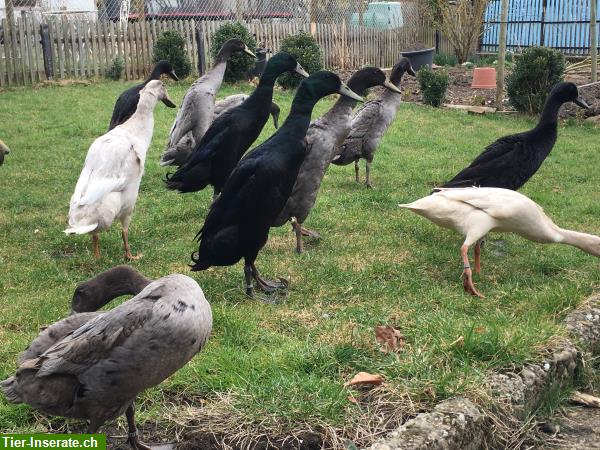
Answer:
(344, 372, 384, 388)
(571, 391, 600, 408)
(375, 325, 405, 353)
(449, 336, 465, 347)
(473, 327, 486, 334)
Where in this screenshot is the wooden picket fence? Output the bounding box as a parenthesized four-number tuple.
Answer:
(0, 16, 449, 87)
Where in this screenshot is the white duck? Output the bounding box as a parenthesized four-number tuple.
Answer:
(1, 271, 212, 450)
(65, 80, 176, 260)
(400, 187, 600, 297)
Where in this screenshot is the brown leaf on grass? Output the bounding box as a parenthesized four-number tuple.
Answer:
(375, 325, 405, 353)
(344, 372, 384, 388)
(571, 391, 600, 408)
(448, 335, 465, 347)
(473, 327, 486, 334)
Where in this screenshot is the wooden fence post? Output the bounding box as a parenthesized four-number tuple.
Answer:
(196, 26, 206, 76)
(540, 0, 547, 46)
(40, 22, 54, 80)
(592, 0, 598, 82)
(496, 0, 509, 109)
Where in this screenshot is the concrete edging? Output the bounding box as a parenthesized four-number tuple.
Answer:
(366, 294, 600, 450)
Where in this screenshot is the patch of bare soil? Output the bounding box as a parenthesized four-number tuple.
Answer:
(399, 66, 502, 108)
(532, 406, 600, 449)
(561, 72, 600, 119)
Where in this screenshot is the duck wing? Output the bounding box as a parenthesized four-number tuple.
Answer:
(19, 313, 101, 364)
(214, 94, 248, 118)
(108, 85, 142, 130)
(70, 135, 137, 207)
(332, 100, 382, 165)
(31, 295, 156, 378)
(441, 133, 532, 189)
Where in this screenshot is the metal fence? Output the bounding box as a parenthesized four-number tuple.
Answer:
(481, 0, 600, 55)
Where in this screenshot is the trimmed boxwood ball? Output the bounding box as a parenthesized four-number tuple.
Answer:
(211, 22, 256, 83)
(153, 30, 192, 79)
(507, 47, 566, 114)
(417, 66, 449, 107)
(277, 32, 322, 90)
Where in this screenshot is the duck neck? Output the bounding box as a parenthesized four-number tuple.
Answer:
(71, 266, 151, 313)
(556, 228, 600, 258)
(535, 94, 562, 130)
(147, 65, 164, 82)
(123, 93, 159, 144)
(243, 72, 277, 107)
(280, 95, 320, 139)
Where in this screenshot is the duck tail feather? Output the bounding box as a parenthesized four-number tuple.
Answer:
(64, 223, 98, 235)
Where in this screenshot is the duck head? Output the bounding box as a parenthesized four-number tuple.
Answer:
(0, 140, 10, 166)
(142, 80, 176, 108)
(299, 71, 364, 102)
(390, 57, 416, 85)
(217, 38, 256, 61)
(347, 66, 403, 96)
(269, 102, 281, 129)
(71, 265, 151, 313)
(550, 82, 589, 109)
(264, 52, 309, 78)
(152, 60, 179, 81)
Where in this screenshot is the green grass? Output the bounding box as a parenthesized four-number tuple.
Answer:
(0, 78, 599, 445)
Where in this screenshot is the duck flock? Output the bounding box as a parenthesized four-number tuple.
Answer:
(1, 37, 599, 448)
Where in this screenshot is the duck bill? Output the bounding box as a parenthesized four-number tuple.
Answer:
(169, 70, 179, 81)
(271, 111, 280, 129)
(574, 97, 590, 109)
(383, 79, 402, 94)
(243, 46, 256, 58)
(294, 63, 309, 78)
(407, 65, 416, 77)
(162, 94, 176, 108)
(338, 83, 364, 102)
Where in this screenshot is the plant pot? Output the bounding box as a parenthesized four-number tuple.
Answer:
(401, 47, 435, 71)
(471, 67, 497, 89)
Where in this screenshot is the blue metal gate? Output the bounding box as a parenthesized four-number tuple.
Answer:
(481, 0, 600, 55)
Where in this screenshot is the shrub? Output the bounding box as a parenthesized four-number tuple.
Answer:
(107, 57, 124, 81)
(507, 47, 566, 114)
(210, 22, 256, 83)
(433, 52, 458, 67)
(420, 0, 490, 63)
(153, 30, 192, 79)
(417, 67, 449, 107)
(277, 32, 322, 90)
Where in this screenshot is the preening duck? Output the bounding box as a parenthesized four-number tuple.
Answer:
(441, 82, 589, 190)
(160, 39, 256, 166)
(165, 52, 308, 199)
(1, 270, 211, 450)
(166, 95, 281, 167)
(65, 80, 176, 260)
(190, 71, 363, 300)
(215, 93, 281, 129)
(108, 60, 178, 130)
(273, 66, 402, 253)
(400, 187, 600, 297)
(0, 139, 10, 166)
(331, 58, 415, 187)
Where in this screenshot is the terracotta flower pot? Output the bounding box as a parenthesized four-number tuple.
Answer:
(471, 67, 497, 89)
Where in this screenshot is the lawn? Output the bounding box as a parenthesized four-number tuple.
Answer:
(0, 78, 599, 448)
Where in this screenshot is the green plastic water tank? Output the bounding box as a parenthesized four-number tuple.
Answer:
(351, 2, 404, 29)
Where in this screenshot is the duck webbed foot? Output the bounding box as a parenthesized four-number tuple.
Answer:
(244, 264, 288, 302)
(460, 243, 484, 298)
(462, 267, 484, 298)
(300, 226, 320, 239)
